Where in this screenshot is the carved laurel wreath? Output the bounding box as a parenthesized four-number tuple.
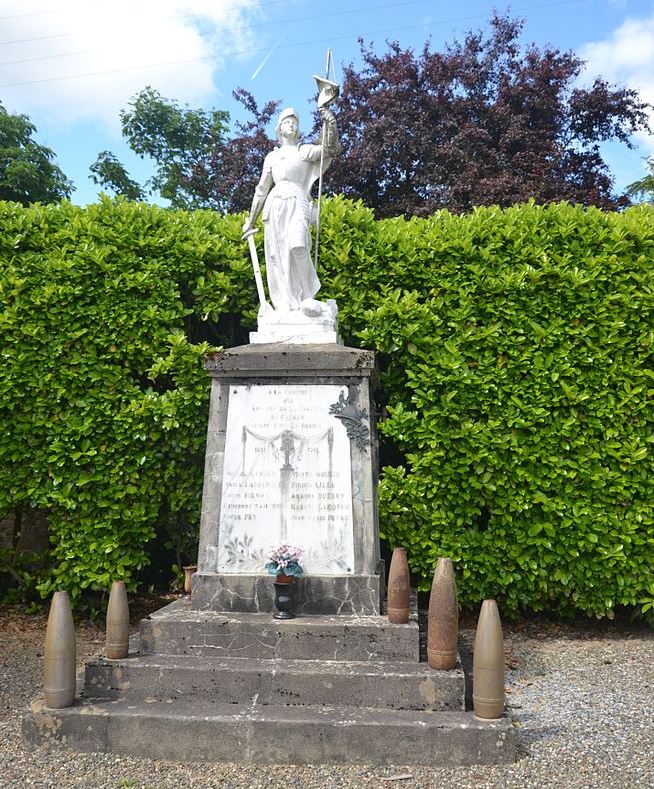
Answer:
(329, 390, 369, 451)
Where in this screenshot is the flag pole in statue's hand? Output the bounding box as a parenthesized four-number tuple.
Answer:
(313, 49, 339, 272)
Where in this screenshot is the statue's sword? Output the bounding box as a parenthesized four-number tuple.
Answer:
(243, 228, 272, 317)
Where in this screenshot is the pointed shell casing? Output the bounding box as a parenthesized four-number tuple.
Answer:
(44, 591, 76, 709)
(182, 565, 197, 595)
(427, 557, 458, 669)
(473, 599, 505, 719)
(106, 581, 129, 659)
(387, 547, 410, 624)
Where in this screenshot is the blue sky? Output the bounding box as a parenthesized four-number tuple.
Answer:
(1, 0, 653, 206)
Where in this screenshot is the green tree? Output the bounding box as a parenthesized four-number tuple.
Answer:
(90, 87, 278, 212)
(120, 86, 230, 207)
(0, 102, 73, 205)
(626, 157, 654, 202)
(90, 86, 228, 206)
(90, 151, 144, 201)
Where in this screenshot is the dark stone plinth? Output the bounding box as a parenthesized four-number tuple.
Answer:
(204, 344, 377, 379)
(139, 597, 420, 663)
(192, 571, 383, 616)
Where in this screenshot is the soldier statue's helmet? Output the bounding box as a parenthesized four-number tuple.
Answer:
(275, 107, 300, 143)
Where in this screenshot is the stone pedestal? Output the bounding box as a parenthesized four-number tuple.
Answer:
(23, 598, 517, 765)
(193, 343, 383, 615)
(249, 300, 340, 345)
(23, 349, 517, 767)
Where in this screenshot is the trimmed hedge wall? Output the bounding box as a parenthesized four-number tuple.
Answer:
(0, 197, 652, 617)
(351, 203, 654, 618)
(0, 199, 249, 601)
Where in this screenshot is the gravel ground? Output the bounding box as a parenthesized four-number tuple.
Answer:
(1, 603, 653, 789)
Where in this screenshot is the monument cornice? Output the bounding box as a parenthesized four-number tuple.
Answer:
(204, 344, 376, 378)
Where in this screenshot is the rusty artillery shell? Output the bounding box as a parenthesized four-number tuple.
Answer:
(427, 557, 458, 669)
(106, 580, 129, 659)
(183, 565, 197, 595)
(473, 599, 505, 719)
(387, 547, 410, 623)
(44, 591, 76, 708)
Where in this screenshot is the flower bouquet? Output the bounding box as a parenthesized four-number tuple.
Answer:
(265, 544, 304, 581)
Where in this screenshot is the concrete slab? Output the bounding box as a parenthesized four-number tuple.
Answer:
(84, 654, 465, 711)
(23, 696, 516, 766)
(139, 598, 420, 662)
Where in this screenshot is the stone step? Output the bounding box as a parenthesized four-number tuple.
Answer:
(84, 653, 465, 711)
(23, 696, 515, 766)
(139, 598, 419, 663)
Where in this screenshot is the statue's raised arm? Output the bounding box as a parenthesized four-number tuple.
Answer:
(242, 76, 341, 345)
(317, 105, 339, 163)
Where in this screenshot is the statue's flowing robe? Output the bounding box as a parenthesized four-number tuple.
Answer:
(259, 144, 331, 311)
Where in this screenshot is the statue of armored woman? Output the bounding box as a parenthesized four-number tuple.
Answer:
(243, 72, 340, 344)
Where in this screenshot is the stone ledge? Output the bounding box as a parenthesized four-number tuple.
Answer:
(23, 697, 516, 766)
(204, 344, 376, 378)
(85, 653, 465, 711)
(139, 597, 419, 663)
(192, 572, 383, 617)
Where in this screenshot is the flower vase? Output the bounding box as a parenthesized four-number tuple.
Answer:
(273, 575, 295, 619)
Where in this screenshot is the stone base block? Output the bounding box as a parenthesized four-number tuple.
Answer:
(140, 598, 419, 663)
(192, 571, 383, 616)
(249, 301, 340, 345)
(23, 697, 516, 766)
(85, 653, 465, 711)
(249, 328, 340, 344)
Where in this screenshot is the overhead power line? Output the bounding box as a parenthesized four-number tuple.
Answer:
(0, 0, 588, 48)
(0, 0, 591, 90)
(0, 0, 442, 64)
(0, 0, 304, 25)
(0, 2, 102, 22)
(0, 0, 321, 45)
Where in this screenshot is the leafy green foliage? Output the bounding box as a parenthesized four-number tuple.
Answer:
(0, 198, 257, 602)
(90, 151, 145, 202)
(318, 198, 654, 618)
(0, 102, 73, 205)
(90, 87, 279, 213)
(626, 157, 654, 203)
(1, 197, 652, 619)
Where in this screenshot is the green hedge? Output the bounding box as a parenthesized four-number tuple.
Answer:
(0, 198, 252, 601)
(1, 197, 652, 617)
(345, 203, 654, 618)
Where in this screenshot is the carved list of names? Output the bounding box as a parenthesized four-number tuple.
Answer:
(217, 384, 355, 575)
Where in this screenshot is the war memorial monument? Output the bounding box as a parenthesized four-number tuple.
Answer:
(23, 64, 516, 766)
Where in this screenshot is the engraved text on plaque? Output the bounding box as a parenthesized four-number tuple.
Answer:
(217, 384, 355, 575)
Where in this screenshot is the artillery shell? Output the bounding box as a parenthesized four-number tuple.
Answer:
(387, 547, 410, 623)
(44, 591, 76, 708)
(106, 580, 129, 659)
(427, 557, 458, 669)
(473, 598, 505, 719)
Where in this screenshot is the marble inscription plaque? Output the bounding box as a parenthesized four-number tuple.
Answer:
(217, 384, 355, 575)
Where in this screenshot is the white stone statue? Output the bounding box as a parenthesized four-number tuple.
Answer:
(242, 94, 340, 344)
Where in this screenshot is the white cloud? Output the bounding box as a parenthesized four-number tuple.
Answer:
(580, 12, 654, 154)
(0, 0, 261, 129)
